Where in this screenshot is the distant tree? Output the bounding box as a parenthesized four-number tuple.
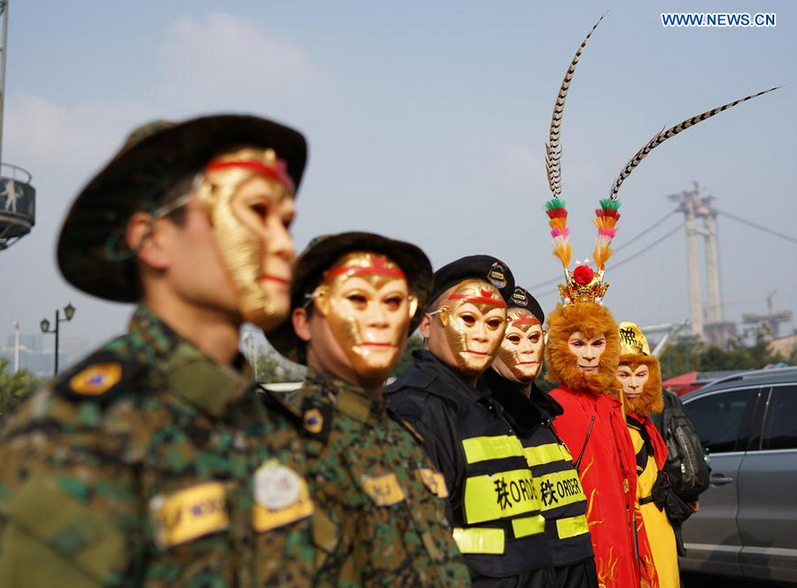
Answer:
(658, 335, 706, 379)
(392, 335, 424, 377)
(0, 358, 43, 414)
(255, 347, 306, 384)
(529, 356, 559, 393)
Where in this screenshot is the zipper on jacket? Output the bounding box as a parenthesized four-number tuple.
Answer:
(574, 415, 596, 470)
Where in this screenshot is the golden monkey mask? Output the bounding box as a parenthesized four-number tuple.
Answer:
(311, 251, 417, 381)
(495, 307, 545, 383)
(434, 278, 507, 376)
(196, 147, 297, 332)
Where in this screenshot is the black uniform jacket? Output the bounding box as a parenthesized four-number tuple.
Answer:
(482, 369, 595, 569)
(386, 350, 552, 579)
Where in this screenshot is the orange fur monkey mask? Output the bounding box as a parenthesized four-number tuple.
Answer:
(615, 322, 663, 415)
(544, 302, 621, 396)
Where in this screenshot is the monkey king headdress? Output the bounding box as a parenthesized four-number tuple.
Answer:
(542, 15, 776, 392)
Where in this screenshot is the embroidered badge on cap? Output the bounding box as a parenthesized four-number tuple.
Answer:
(419, 468, 449, 498)
(69, 363, 123, 395)
(149, 482, 230, 549)
(361, 472, 406, 506)
(488, 262, 507, 289)
(252, 460, 314, 532)
(510, 287, 529, 307)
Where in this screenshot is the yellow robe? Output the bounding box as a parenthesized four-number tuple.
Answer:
(629, 425, 680, 588)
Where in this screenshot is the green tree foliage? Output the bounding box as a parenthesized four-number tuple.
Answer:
(536, 363, 557, 393)
(0, 358, 43, 414)
(254, 347, 306, 384)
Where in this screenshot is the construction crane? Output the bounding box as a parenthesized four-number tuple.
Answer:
(742, 291, 792, 339)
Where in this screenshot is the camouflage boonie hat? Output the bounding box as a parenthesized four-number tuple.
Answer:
(57, 114, 308, 302)
(267, 232, 433, 365)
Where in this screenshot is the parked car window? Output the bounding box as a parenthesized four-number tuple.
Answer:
(685, 388, 751, 453)
(762, 386, 797, 451)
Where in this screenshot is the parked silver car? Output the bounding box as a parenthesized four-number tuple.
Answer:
(680, 367, 797, 585)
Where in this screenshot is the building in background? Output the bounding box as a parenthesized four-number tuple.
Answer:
(0, 331, 89, 377)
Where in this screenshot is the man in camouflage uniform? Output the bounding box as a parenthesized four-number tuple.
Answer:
(265, 232, 470, 587)
(0, 115, 315, 587)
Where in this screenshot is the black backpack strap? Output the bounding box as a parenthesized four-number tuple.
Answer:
(627, 416, 654, 475)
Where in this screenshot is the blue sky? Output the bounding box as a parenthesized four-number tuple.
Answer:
(1, 0, 795, 356)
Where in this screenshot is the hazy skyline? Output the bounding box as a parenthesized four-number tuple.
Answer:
(1, 0, 795, 365)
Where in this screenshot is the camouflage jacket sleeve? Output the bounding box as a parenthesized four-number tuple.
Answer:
(0, 385, 142, 588)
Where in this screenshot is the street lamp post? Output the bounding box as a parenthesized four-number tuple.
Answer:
(40, 302, 76, 376)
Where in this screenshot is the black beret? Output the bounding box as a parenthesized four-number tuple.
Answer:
(507, 286, 545, 324)
(430, 255, 515, 304)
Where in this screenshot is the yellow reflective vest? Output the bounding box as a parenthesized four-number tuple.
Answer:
(387, 351, 552, 579)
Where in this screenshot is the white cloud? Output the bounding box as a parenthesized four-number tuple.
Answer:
(5, 92, 154, 179)
(5, 12, 327, 179)
(156, 13, 327, 114)
(5, 93, 69, 162)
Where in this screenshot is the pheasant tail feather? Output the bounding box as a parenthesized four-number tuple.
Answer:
(545, 13, 605, 199)
(608, 86, 779, 200)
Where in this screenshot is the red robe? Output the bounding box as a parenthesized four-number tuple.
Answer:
(551, 385, 660, 588)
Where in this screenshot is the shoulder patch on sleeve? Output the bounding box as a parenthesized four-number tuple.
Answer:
(55, 350, 144, 405)
(259, 384, 334, 442)
(299, 398, 332, 443)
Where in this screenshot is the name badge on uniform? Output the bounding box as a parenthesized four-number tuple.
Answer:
(252, 460, 314, 532)
(361, 473, 406, 506)
(418, 468, 449, 498)
(149, 482, 230, 549)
